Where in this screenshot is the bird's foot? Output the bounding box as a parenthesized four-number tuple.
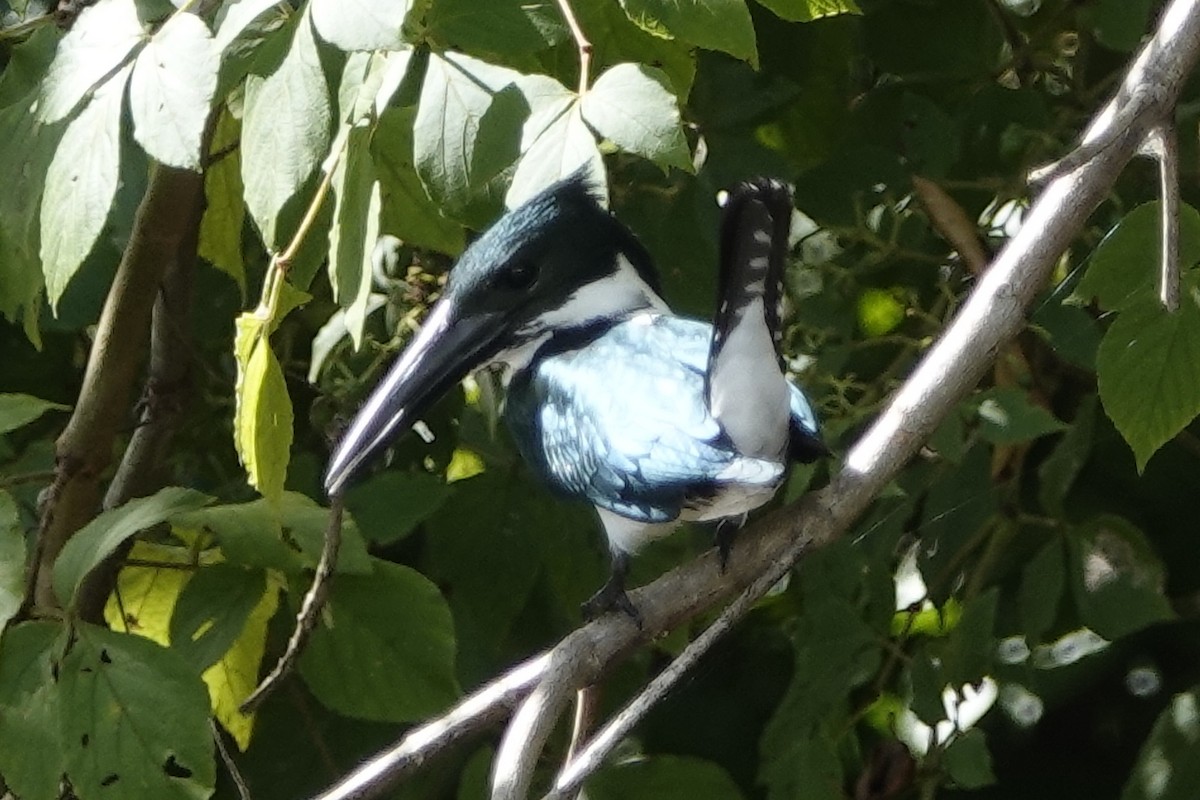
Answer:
(715, 518, 738, 574)
(581, 576, 642, 628)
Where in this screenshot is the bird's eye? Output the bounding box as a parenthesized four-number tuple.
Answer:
(498, 261, 539, 290)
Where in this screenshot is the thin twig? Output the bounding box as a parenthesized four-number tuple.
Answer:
(0, 471, 56, 489)
(240, 494, 344, 713)
(554, 0, 592, 95)
(1141, 123, 1181, 311)
(212, 719, 253, 800)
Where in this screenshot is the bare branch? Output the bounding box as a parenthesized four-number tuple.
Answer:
(241, 494, 344, 714)
(213, 719, 253, 800)
(305, 2, 1200, 795)
(312, 653, 552, 800)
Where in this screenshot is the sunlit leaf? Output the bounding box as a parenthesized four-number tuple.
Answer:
(328, 124, 380, 349)
(507, 101, 604, 208)
(198, 107, 246, 293)
(581, 63, 690, 172)
(241, 9, 331, 247)
(754, 0, 862, 22)
(233, 316, 295, 503)
(311, 0, 409, 51)
(39, 63, 129, 310)
(38, 0, 144, 123)
(413, 51, 525, 219)
(129, 12, 219, 170)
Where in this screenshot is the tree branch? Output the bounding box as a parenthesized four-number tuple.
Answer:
(307, 1, 1200, 796)
(73, 176, 204, 623)
(29, 163, 206, 614)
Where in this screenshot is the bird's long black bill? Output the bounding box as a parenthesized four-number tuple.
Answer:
(324, 301, 502, 495)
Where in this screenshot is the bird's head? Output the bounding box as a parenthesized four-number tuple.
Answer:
(324, 172, 663, 495)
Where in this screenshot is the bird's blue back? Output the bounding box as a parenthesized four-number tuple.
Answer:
(504, 314, 820, 524)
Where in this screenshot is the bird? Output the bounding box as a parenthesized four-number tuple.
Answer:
(324, 172, 826, 621)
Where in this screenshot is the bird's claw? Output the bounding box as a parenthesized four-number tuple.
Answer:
(581, 582, 643, 629)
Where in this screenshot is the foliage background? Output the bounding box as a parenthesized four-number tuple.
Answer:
(1, 0, 1200, 798)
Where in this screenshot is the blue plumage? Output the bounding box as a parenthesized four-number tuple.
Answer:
(506, 315, 817, 530)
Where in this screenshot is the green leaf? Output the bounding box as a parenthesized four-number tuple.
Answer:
(170, 564, 266, 672)
(39, 63, 130, 311)
(60, 623, 214, 800)
(1076, 202, 1200, 311)
(1019, 539, 1065, 642)
(373, 106, 467, 254)
(1030, 299, 1102, 370)
(918, 445, 998, 603)
(198, 107, 246, 293)
(1068, 515, 1173, 640)
(0, 91, 60, 337)
(426, 0, 566, 58)
(52, 487, 213, 608)
(299, 558, 459, 721)
(760, 729, 843, 800)
(1097, 292, 1200, 471)
(413, 51, 525, 219)
(0, 621, 66, 800)
(311, 0, 409, 51)
(573, 0, 696, 98)
(1121, 689, 1200, 800)
(754, 0, 861, 22)
(909, 650, 947, 724)
(1038, 394, 1098, 515)
(345, 469, 453, 544)
(944, 728, 996, 789)
(241, 9, 332, 247)
(38, 0, 144, 123)
(214, 0, 286, 53)
(943, 588, 998, 686)
(328, 124, 381, 349)
(581, 63, 691, 172)
(618, 0, 758, 66)
(172, 493, 372, 575)
(233, 316, 295, 503)
(1088, 0, 1154, 53)
(0, 491, 24, 632)
(0, 393, 68, 434)
(588, 755, 745, 800)
(426, 474, 545, 674)
(129, 11, 219, 170)
(970, 386, 1066, 444)
(507, 99, 604, 208)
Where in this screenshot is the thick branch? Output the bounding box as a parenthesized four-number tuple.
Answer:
(73, 184, 203, 623)
(311, 2, 1200, 796)
(31, 164, 206, 613)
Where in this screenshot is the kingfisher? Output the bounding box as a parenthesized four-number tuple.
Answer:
(324, 173, 826, 619)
